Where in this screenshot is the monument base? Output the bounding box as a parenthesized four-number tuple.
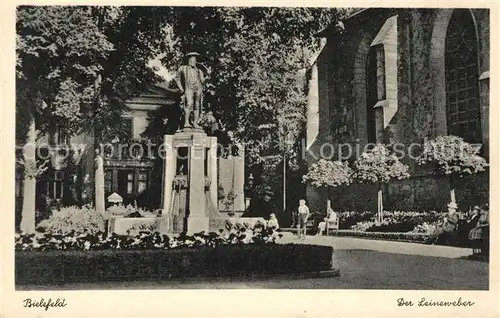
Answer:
(157, 215, 170, 235)
(186, 215, 209, 234)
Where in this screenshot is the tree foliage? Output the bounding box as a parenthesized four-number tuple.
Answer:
(16, 6, 164, 143)
(416, 135, 488, 178)
(16, 6, 349, 216)
(353, 144, 410, 184)
(16, 6, 167, 229)
(302, 159, 353, 188)
(16, 6, 114, 138)
(152, 7, 347, 210)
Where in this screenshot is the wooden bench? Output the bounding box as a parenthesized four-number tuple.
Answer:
(287, 219, 318, 235)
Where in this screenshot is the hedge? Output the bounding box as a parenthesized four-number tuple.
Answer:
(15, 244, 334, 285)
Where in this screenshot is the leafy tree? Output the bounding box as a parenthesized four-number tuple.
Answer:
(352, 144, 410, 222)
(416, 135, 488, 204)
(16, 6, 114, 232)
(16, 6, 163, 232)
(152, 7, 347, 212)
(87, 7, 166, 143)
(302, 159, 353, 211)
(16, 6, 350, 229)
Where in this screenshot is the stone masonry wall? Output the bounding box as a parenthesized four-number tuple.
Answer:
(307, 8, 489, 213)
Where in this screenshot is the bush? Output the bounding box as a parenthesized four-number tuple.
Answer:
(417, 135, 488, 177)
(15, 243, 334, 284)
(36, 206, 106, 235)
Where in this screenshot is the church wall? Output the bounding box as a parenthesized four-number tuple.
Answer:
(306, 8, 490, 213)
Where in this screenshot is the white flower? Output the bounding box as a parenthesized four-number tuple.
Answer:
(196, 238, 206, 244)
(242, 230, 254, 244)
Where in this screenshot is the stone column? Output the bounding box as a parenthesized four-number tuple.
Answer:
(159, 135, 175, 234)
(186, 133, 209, 234)
(209, 137, 218, 214)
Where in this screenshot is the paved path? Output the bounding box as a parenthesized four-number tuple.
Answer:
(18, 234, 488, 290)
(277, 232, 473, 258)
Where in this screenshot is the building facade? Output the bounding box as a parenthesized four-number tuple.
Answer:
(15, 84, 178, 217)
(306, 8, 490, 213)
(101, 84, 177, 207)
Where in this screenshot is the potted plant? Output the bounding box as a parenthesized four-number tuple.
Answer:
(417, 135, 488, 204)
(352, 144, 410, 222)
(302, 159, 353, 212)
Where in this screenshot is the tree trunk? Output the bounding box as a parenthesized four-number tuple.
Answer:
(377, 183, 383, 223)
(231, 157, 236, 216)
(327, 187, 331, 211)
(20, 119, 36, 233)
(283, 152, 286, 214)
(338, 187, 343, 213)
(450, 175, 456, 203)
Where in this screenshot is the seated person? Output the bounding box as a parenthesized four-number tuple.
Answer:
(467, 206, 481, 228)
(430, 202, 460, 245)
(317, 207, 336, 236)
(267, 213, 280, 230)
(456, 205, 480, 245)
(469, 206, 489, 254)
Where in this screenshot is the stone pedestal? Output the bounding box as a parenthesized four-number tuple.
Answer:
(186, 132, 208, 233)
(161, 129, 218, 235)
(186, 216, 210, 234)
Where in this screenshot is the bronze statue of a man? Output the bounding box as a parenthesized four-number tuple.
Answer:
(175, 52, 206, 129)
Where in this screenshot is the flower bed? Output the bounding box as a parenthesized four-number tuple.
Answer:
(337, 210, 443, 234)
(16, 224, 281, 251)
(328, 230, 429, 242)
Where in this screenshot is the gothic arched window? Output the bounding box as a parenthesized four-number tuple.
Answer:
(366, 47, 383, 144)
(365, 15, 398, 146)
(445, 9, 481, 143)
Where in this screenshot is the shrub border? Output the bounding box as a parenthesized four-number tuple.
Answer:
(15, 244, 334, 285)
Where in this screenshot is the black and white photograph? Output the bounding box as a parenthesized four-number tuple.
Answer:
(2, 2, 498, 317)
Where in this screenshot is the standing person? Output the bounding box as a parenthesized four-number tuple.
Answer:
(297, 199, 310, 240)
